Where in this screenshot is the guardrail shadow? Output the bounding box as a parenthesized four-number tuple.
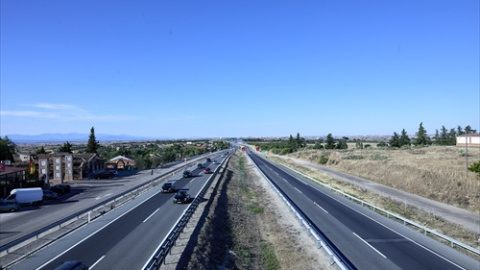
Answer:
(174, 165, 234, 269)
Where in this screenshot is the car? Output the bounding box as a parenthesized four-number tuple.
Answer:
(56, 184, 71, 193)
(109, 170, 119, 177)
(161, 181, 176, 193)
(203, 167, 212, 174)
(173, 189, 191, 204)
(49, 185, 68, 195)
(0, 200, 20, 212)
(53, 260, 89, 270)
(197, 163, 204, 169)
(183, 170, 192, 178)
(206, 158, 212, 162)
(94, 171, 114, 179)
(43, 189, 58, 200)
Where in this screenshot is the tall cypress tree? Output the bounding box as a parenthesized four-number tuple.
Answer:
(414, 122, 431, 146)
(86, 127, 100, 153)
(325, 133, 336, 149)
(399, 129, 411, 147)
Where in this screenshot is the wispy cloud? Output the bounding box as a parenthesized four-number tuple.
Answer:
(1, 103, 137, 122)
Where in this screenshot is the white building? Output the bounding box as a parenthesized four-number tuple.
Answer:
(456, 134, 480, 147)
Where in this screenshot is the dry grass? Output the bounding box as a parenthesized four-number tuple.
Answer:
(287, 146, 480, 213)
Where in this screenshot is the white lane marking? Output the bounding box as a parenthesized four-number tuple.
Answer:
(143, 208, 160, 223)
(36, 191, 161, 270)
(95, 193, 113, 200)
(294, 187, 303, 194)
(282, 178, 288, 182)
(353, 232, 387, 259)
(90, 255, 106, 269)
(313, 201, 329, 214)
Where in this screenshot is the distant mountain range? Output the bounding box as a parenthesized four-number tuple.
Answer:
(5, 133, 168, 143)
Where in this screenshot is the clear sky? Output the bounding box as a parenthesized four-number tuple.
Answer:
(1, 0, 479, 139)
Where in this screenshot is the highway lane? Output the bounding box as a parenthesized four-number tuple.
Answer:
(8, 159, 221, 270)
(247, 150, 478, 270)
(0, 155, 215, 247)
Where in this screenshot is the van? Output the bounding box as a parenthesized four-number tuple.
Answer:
(4, 188, 43, 206)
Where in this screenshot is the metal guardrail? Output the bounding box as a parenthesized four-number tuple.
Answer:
(0, 158, 205, 259)
(270, 156, 480, 257)
(144, 155, 230, 270)
(246, 152, 354, 270)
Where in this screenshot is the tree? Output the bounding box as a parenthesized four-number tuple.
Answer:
(58, 141, 73, 153)
(295, 132, 305, 149)
(414, 122, 431, 146)
(465, 125, 477, 134)
(86, 127, 100, 153)
(0, 136, 16, 162)
(399, 129, 411, 147)
(36, 146, 47, 155)
(389, 132, 401, 148)
(325, 134, 336, 149)
(457, 125, 464, 135)
(438, 126, 449, 145)
(336, 138, 348, 149)
(287, 135, 296, 151)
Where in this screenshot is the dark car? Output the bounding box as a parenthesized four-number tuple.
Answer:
(161, 182, 176, 193)
(57, 184, 71, 193)
(203, 167, 212, 174)
(197, 163, 204, 169)
(49, 185, 68, 195)
(0, 200, 20, 212)
(173, 189, 191, 204)
(94, 171, 114, 179)
(53, 260, 89, 270)
(183, 170, 192, 178)
(206, 158, 212, 162)
(43, 189, 58, 200)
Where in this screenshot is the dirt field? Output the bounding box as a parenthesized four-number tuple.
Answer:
(177, 151, 331, 270)
(287, 146, 480, 213)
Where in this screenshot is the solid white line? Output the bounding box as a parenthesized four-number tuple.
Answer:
(313, 184, 468, 269)
(143, 209, 160, 223)
(95, 193, 113, 200)
(353, 232, 387, 259)
(90, 255, 106, 269)
(35, 191, 161, 270)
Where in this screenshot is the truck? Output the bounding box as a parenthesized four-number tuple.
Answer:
(3, 187, 43, 206)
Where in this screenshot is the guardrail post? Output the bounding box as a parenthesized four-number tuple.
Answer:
(88, 211, 91, 223)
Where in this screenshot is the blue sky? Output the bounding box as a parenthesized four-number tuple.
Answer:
(1, 0, 479, 139)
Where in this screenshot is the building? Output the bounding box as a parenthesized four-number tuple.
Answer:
(456, 134, 480, 147)
(37, 153, 105, 185)
(0, 165, 27, 198)
(106, 155, 136, 170)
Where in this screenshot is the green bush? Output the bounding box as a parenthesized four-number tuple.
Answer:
(318, 155, 328, 164)
(468, 160, 480, 175)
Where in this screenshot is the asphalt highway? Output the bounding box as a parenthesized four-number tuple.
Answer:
(247, 149, 479, 270)
(5, 154, 225, 270)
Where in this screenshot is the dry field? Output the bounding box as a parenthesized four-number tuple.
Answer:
(287, 146, 480, 213)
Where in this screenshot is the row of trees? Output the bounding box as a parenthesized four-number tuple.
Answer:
(389, 123, 477, 148)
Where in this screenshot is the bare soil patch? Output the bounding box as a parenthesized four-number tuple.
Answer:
(176, 151, 330, 270)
